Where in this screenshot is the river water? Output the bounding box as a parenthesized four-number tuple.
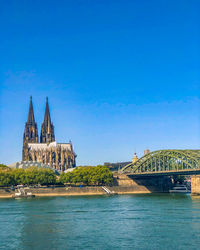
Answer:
(1, 194, 200, 250)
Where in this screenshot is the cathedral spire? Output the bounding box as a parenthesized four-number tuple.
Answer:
(22, 96, 39, 160)
(44, 97, 51, 124)
(40, 97, 55, 143)
(27, 96, 35, 124)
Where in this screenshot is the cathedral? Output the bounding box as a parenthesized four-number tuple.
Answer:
(22, 97, 76, 171)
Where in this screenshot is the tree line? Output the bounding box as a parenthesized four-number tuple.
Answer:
(0, 166, 57, 186)
(0, 164, 113, 187)
(60, 166, 114, 186)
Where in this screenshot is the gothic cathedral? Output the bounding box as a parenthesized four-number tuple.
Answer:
(22, 97, 76, 171)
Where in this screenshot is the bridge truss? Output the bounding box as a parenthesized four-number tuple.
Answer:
(121, 150, 200, 176)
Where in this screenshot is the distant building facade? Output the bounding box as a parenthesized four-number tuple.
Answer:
(22, 97, 76, 171)
(104, 152, 139, 171)
(144, 149, 150, 155)
(8, 161, 59, 174)
(104, 162, 131, 171)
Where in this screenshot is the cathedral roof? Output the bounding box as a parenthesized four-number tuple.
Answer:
(28, 141, 72, 151)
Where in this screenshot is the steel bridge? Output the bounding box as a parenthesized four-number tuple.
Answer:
(120, 150, 200, 177)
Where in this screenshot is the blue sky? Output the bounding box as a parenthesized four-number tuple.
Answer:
(0, 0, 199, 165)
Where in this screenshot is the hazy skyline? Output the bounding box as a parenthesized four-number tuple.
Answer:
(0, 0, 199, 165)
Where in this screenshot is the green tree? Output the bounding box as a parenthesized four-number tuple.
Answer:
(12, 169, 26, 185)
(0, 167, 57, 187)
(0, 171, 14, 186)
(0, 164, 10, 171)
(24, 167, 56, 185)
(60, 166, 113, 186)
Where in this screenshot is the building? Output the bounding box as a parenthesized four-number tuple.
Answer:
(104, 152, 139, 171)
(22, 97, 76, 171)
(8, 161, 59, 174)
(144, 149, 150, 155)
(104, 162, 131, 171)
(132, 152, 138, 163)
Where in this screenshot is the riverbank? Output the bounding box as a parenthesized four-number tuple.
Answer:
(0, 173, 173, 198)
(0, 186, 153, 198)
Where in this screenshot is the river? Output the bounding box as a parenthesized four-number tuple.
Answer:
(1, 194, 200, 249)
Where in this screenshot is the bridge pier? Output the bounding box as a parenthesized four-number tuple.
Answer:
(191, 175, 200, 195)
(114, 174, 172, 193)
(129, 176, 172, 193)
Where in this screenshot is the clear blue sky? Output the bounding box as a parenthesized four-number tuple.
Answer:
(0, 0, 199, 165)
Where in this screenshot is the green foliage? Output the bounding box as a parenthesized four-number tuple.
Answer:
(0, 171, 15, 186)
(0, 164, 10, 171)
(60, 165, 114, 186)
(23, 167, 56, 185)
(0, 166, 113, 187)
(0, 167, 56, 187)
(12, 169, 26, 184)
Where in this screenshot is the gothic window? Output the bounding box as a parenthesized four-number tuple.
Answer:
(46, 153, 49, 163)
(58, 153, 61, 164)
(52, 152, 56, 163)
(68, 157, 71, 167)
(64, 158, 66, 167)
(42, 154, 45, 164)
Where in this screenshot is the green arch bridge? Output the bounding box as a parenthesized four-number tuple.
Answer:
(120, 150, 200, 177)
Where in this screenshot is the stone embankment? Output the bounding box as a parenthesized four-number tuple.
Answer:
(191, 175, 200, 195)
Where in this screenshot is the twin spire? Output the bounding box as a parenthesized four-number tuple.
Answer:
(26, 96, 55, 144)
(44, 97, 51, 125)
(40, 97, 55, 143)
(27, 96, 35, 124)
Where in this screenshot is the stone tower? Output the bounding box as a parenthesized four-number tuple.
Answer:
(40, 97, 55, 144)
(132, 152, 138, 163)
(22, 96, 39, 160)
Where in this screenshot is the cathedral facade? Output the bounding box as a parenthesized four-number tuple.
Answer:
(22, 97, 76, 171)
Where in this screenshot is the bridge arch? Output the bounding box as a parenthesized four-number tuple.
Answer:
(121, 150, 200, 175)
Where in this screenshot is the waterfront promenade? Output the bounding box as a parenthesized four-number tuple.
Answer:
(0, 186, 151, 198)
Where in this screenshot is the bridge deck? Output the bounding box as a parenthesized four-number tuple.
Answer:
(126, 168, 200, 177)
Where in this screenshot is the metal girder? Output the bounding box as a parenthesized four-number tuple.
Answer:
(120, 150, 200, 175)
